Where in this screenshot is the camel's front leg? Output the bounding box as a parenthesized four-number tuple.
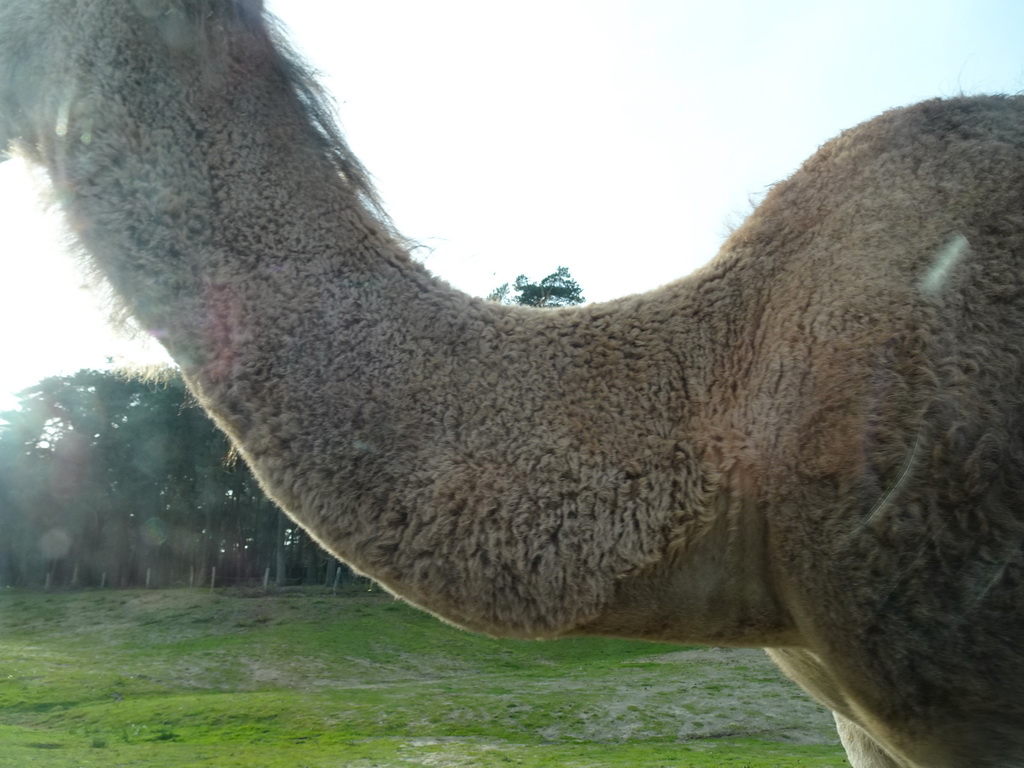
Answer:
(833, 712, 907, 768)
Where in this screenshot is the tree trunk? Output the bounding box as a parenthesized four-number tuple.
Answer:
(275, 512, 287, 587)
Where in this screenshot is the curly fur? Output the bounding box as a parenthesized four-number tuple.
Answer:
(3, 3, 1024, 766)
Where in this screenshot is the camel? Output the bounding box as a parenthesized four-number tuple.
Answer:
(2, 2, 1024, 766)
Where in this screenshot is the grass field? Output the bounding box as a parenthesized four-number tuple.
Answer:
(0, 588, 849, 767)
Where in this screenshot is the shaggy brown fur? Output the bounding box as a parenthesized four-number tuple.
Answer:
(3, 3, 1024, 766)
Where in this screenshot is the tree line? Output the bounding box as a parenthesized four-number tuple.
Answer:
(0, 269, 584, 589)
(0, 369, 345, 589)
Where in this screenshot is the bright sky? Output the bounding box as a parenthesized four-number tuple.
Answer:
(1, 0, 1022, 412)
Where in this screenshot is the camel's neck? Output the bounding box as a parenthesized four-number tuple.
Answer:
(20, 3, 791, 642)
(42, 4, 406, 388)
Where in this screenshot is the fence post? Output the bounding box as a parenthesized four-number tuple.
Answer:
(146, 568, 152, 588)
(210, 567, 216, 592)
(263, 567, 270, 593)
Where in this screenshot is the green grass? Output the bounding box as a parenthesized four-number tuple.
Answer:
(0, 589, 849, 767)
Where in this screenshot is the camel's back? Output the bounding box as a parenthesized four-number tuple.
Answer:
(739, 95, 1024, 306)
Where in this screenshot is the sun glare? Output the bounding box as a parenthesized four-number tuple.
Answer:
(0, 158, 171, 413)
